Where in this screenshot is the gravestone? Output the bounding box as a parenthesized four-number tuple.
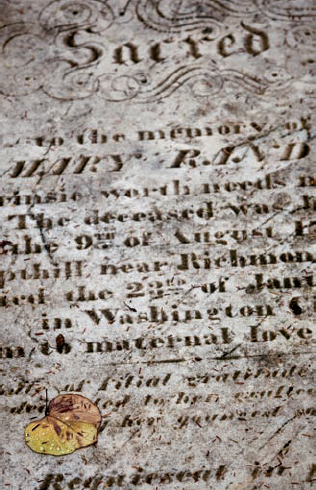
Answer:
(1, 1, 315, 488)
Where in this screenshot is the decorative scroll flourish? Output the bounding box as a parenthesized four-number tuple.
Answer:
(135, 0, 316, 33)
(285, 24, 316, 98)
(39, 0, 114, 32)
(0, 1, 113, 99)
(286, 24, 316, 50)
(0, 0, 310, 102)
(0, 16, 294, 104)
(136, 0, 255, 32)
(97, 64, 292, 103)
(255, 0, 316, 22)
(0, 22, 103, 99)
(0, 24, 48, 97)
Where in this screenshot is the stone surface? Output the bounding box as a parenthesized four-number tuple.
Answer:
(0, 1, 315, 489)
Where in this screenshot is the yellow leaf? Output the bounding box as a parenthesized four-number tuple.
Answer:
(24, 394, 101, 456)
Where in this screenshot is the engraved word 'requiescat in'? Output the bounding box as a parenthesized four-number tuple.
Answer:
(32, 462, 316, 489)
(35, 464, 226, 489)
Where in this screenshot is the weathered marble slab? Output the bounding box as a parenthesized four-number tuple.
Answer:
(1, 1, 315, 489)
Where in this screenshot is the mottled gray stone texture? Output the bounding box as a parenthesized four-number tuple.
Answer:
(1, 0, 315, 488)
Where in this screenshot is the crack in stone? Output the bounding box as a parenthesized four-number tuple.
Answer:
(258, 415, 297, 451)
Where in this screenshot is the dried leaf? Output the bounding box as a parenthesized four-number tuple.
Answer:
(24, 394, 101, 456)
